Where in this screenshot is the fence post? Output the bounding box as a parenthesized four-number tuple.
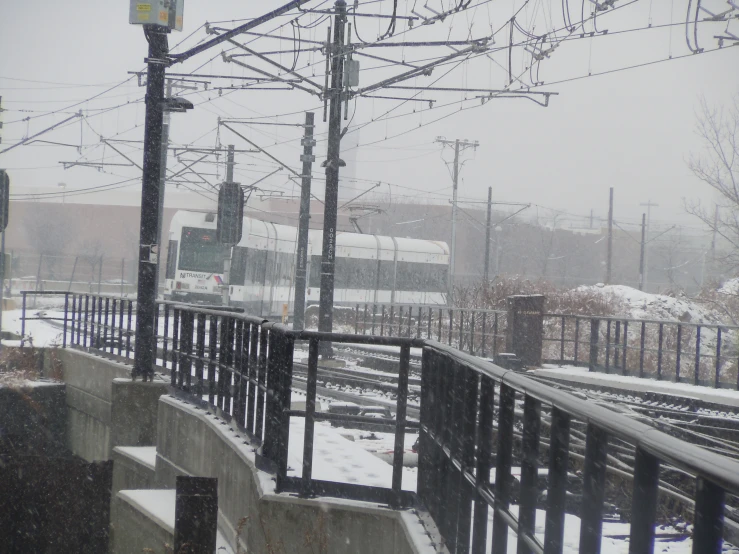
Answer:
(589, 318, 600, 372)
(97, 255, 103, 295)
(174, 476, 218, 554)
(506, 295, 544, 367)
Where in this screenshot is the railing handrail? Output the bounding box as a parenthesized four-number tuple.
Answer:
(425, 339, 739, 497)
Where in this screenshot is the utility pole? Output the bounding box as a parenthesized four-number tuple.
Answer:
(133, 27, 169, 382)
(292, 112, 315, 330)
(606, 187, 613, 284)
(435, 137, 479, 302)
(638, 213, 646, 290)
(639, 199, 659, 292)
(483, 186, 492, 284)
(589, 209, 593, 229)
(318, 0, 347, 356)
(222, 144, 236, 306)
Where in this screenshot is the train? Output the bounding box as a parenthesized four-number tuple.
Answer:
(164, 210, 450, 316)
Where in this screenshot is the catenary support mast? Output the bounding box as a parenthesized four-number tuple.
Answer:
(317, 0, 347, 356)
(293, 112, 316, 330)
(133, 28, 168, 381)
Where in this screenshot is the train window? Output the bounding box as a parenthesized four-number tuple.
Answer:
(231, 247, 248, 285)
(309, 255, 322, 288)
(378, 260, 395, 290)
(165, 240, 178, 280)
(277, 252, 295, 285)
(334, 257, 377, 289)
(395, 261, 449, 292)
(246, 248, 268, 285)
(179, 227, 228, 273)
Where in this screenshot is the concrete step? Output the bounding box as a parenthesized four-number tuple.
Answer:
(111, 446, 156, 497)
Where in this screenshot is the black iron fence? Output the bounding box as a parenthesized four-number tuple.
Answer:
(543, 313, 739, 389)
(18, 291, 739, 553)
(331, 303, 508, 358)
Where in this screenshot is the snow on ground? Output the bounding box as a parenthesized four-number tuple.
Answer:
(534, 364, 739, 408)
(577, 284, 724, 325)
(719, 278, 739, 296)
(494, 507, 702, 554)
(286, 417, 418, 491)
(4, 308, 65, 347)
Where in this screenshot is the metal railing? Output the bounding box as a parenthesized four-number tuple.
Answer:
(337, 303, 508, 358)
(543, 313, 739, 389)
(19, 291, 739, 553)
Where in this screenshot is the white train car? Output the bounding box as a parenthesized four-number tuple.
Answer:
(164, 210, 228, 304)
(229, 218, 299, 316)
(164, 210, 450, 315)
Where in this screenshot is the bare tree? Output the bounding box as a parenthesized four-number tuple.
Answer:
(686, 96, 739, 269)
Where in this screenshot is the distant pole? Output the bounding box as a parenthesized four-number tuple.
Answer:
(317, 0, 348, 357)
(450, 139, 460, 297)
(435, 137, 479, 302)
(639, 199, 659, 292)
(222, 144, 235, 306)
(483, 186, 492, 284)
(606, 187, 613, 284)
(589, 209, 593, 229)
(293, 112, 316, 330)
(638, 213, 646, 290)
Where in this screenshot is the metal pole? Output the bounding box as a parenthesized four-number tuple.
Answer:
(133, 27, 168, 381)
(606, 187, 613, 284)
(318, 0, 347, 357)
(638, 213, 646, 290)
(450, 139, 460, 299)
(222, 144, 235, 307)
(483, 186, 492, 284)
(293, 112, 316, 330)
(0, 229, 5, 349)
(640, 200, 658, 292)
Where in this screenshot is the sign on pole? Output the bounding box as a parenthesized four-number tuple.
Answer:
(216, 182, 244, 246)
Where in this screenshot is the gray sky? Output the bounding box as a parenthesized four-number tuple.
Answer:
(1, 0, 737, 235)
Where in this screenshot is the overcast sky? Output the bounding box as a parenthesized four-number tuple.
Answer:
(1, 0, 737, 235)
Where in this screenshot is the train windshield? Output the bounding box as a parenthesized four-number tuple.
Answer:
(179, 227, 228, 273)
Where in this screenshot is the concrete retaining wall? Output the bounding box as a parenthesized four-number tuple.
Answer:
(155, 395, 444, 554)
(37, 348, 167, 461)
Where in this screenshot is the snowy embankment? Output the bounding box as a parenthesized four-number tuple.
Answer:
(575, 284, 725, 325)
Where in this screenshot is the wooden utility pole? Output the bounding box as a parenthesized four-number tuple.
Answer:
(483, 186, 492, 284)
(639, 213, 646, 290)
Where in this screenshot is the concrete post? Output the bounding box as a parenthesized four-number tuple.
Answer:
(505, 295, 545, 367)
(174, 476, 218, 554)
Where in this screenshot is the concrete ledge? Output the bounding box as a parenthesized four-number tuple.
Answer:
(155, 395, 445, 554)
(111, 446, 157, 497)
(110, 490, 175, 554)
(110, 489, 233, 554)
